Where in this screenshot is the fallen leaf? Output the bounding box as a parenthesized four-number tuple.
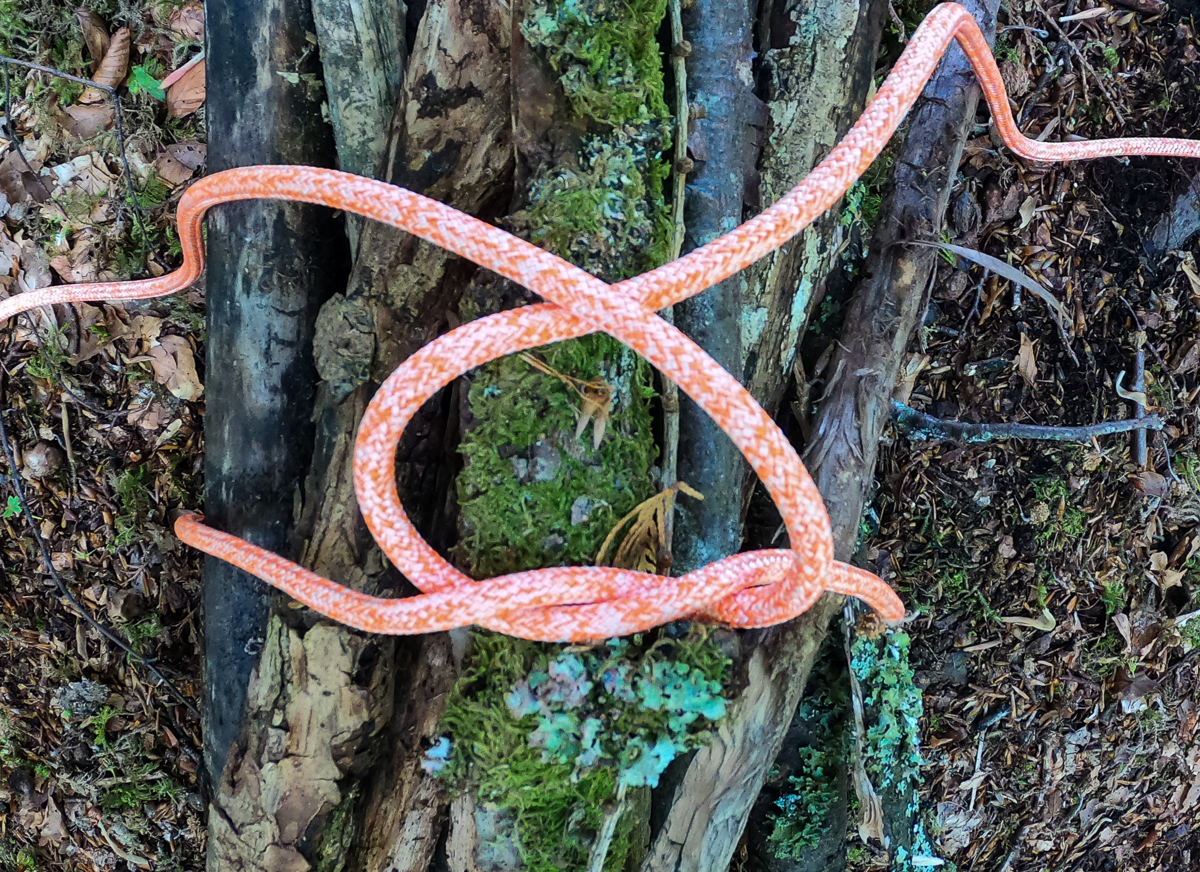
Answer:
(166, 57, 206, 118)
(1132, 470, 1169, 498)
(168, 1, 205, 40)
(1000, 607, 1056, 632)
(166, 140, 206, 170)
(1018, 196, 1037, 229)
(998, 536, 1017, 559)
(596, 482, 703, 572)
(129, 401, 166, 430)
(61, 101, 115, 139)
(38, 796, 66, 845)
(148, 335, 203, 400)
(74, 8, 110, 75)
(1114, 370, 1148, 407)
(1016, 332, 1037, 386)
(1180, 257, 1200, 298)
(1113, 613, 1133, 651)
(155, 150, 194, 186)
(82, 26, 129, 101)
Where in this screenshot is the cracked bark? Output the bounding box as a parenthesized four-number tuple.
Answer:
(206, 2, 512, 870)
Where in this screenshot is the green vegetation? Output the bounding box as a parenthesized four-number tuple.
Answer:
(850, 629, 939, 872)
(111, 464, 153, 550)
(25, 327, 69, 383)
(435, 630, 729, 872)
(1030, 475, 1085, 547)
(767, 652, 848, 859)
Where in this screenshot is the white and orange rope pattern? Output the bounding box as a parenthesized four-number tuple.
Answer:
(3, 4, 1196, 641)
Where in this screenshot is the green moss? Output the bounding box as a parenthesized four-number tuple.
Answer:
(457, 336, 657, 578)
(437, 629, 729, 872)
(522, 0, 670, 129)
(851, 630, 942, 872)
(767, 656, 849, 860)
(446, 1, 703, 866)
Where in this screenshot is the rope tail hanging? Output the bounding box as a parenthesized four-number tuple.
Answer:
(3, 4, 1196, 642)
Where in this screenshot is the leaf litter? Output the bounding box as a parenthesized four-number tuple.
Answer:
(0, 1, 209, 868)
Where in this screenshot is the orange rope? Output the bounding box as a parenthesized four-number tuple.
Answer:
(3, 4, 1196, 641)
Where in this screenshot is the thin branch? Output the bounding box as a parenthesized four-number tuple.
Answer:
(658, 0, 688, 572)
(891, 399, 1163, 443)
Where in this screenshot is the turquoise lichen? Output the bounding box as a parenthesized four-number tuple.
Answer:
(767, 654, 849, 859)
(437, 630, 729, 872)
(851, 629, 944, 871)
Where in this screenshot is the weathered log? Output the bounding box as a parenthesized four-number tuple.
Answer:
(671, 0, 758, 574)
(641, 0, 888, 867)
(806, 0, 998, 864)
(202, 0, 343, 791)
(207, 2, 514, 870)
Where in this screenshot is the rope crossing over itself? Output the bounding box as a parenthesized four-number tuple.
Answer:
(3, 4, 1198, 641)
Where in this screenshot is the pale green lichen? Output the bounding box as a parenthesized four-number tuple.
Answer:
(435, 629, 730, 872)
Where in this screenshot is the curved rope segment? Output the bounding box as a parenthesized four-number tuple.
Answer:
(3, 4, 1196, 641)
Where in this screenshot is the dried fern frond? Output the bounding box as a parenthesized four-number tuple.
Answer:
(596, 482, 703, 572)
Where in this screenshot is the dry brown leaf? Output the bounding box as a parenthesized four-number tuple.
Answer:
(166, 140, 206, 170)
(520, 352, 614, 449)
(1016, 332, 1037, 386)
(74, 8, 110, 75)
(61, 101, 114, 139)
(82, 26, 129, 102)
(149, 335, 203, 400)
(155, 150, 194, 186)
(129, 401, 167, 431)
(1132, 470, 1170, 498)
(166, 57, 206, 118)
(168, 1, 205, 40)
(38, 796, 66, 845)
(596, 482, 703, 572)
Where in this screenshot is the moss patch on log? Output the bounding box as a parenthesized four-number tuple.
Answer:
(457, 0, 674, 580)
(431, 629, 731, 872)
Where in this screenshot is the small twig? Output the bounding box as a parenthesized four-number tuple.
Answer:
(660, 0, 689, 567)
(891, 399, 1163, 443)
(1131, 342, 1147, 469)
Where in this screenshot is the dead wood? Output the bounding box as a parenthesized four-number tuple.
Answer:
(202, 0, 343, 794)
(670, 0, 759, 575)
(207, 2, 513, 870)
(809, 0, 999, 863)
(642, 0, 998, 867)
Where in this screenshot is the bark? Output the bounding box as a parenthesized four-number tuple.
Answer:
(672, 0, 759, 574)
(207, 2, 513, 870)
(824, 1, 999, 862)
(202, 0, 343, 793)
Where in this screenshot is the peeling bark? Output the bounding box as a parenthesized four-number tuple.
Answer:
(741, 0, 885, 415)
(643, 0, 997, 867)
(208, 2, 513, 870)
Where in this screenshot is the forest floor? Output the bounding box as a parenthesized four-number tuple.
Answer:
(0, 1, 207, 869)
(1, 0, 1199, 871)
(857, 3, 1200, 871)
